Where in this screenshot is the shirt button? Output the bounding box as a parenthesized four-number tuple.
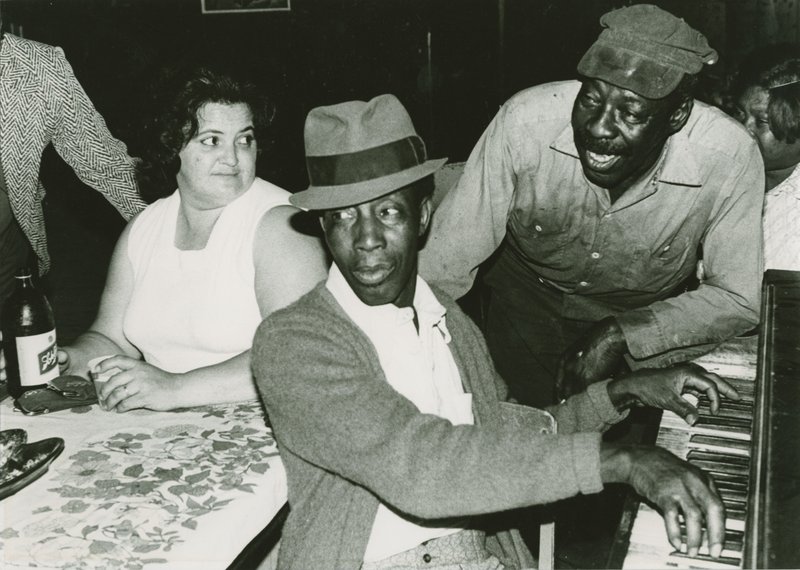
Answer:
(579, 281, 589, 287)
(423, 553, 432, 563)
(590, 252, 601, 259)
(534, 224, 543, 232)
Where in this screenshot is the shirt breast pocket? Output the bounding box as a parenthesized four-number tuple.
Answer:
(623, 235, 693, 293)
(653, 235, 690, 264)
(507, 207, 571, 265)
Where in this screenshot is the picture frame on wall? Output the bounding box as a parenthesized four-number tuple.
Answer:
(201, 0, 290, 14)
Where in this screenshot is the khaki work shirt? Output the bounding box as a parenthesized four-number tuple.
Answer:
(420, 80, 765, 362)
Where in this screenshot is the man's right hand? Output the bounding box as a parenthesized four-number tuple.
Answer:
(601, 443, 725, 558)
(606, 363, 740, 425)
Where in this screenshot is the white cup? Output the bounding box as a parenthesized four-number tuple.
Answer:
(88, 355, 122, 398)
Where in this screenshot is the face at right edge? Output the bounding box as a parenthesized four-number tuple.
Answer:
(736, 85, 800, 173)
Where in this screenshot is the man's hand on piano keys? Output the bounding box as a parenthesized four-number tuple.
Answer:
(600, 443, 726, 559)
(606, 363, 741, 425)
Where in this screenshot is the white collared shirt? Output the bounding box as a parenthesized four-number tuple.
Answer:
(764, 163, 800, 271)
(325, 264, 473, 562)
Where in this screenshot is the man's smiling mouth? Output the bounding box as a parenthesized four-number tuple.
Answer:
(584, 150, 623, 171)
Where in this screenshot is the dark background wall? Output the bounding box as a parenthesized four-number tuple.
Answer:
(2, 0, 768, 189)
(0, 0, 788, 339)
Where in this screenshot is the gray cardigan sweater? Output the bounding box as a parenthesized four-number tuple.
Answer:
(253, 282, 627, 569)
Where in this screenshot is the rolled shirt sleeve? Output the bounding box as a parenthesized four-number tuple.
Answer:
(419, 103, 517, 299)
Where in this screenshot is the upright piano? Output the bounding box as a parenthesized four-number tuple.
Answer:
(616, 269, 800, 569)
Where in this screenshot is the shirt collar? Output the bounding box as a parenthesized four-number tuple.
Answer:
(326, 264, 450, 341)
(549, 117, 702, 189)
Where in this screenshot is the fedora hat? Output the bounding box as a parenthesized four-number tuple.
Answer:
(290, 94, 447, 210)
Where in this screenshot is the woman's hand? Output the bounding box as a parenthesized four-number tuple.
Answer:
(57, 348, 73, 375)
(95, 355, 179, 412)
(607, 363, 740, 425)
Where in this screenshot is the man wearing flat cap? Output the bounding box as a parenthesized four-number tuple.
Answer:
(252, 93, 738, 569)
(419, 4, 764, 408)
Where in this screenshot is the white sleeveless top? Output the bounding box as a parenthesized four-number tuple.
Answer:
(123, 178, 291, 373)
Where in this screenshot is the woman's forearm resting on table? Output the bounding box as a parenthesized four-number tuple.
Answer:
(98, 349, 259, 413)
(168, 350, 259, 408)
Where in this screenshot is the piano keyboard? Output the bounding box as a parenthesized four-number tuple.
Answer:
(622, 343, 759, 570)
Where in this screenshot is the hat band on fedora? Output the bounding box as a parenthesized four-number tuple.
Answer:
(306, 136, 426, 187)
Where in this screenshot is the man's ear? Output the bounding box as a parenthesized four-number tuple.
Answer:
(667, 98, 693, 134)
(418, 196, 432, 237)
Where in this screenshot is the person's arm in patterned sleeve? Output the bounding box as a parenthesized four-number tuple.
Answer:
(418, 103, 516, 299)
(45, 45, 146, 219)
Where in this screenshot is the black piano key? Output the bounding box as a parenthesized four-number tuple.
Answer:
(723, 505, 746, 522)
(688, 450, 749, 466)
(714, 480, 749, 492)
(689, 434, 752, 454)
(690, 459, 749, 477)
(720, 486, 749, 500)
(720, 494, 748, 508)
(711, 478, 750, 497)
(696, 405, 754, 420)
(713, 473, 749, 487)
(709, 468, 749, 481)
(677, 526, 745, 553)
(698, 393, 754, 406)
(694, 415, 752, 430)
(719, 377, 756, 394)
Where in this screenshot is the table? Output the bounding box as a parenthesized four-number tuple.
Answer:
(0, 398, 287, 569)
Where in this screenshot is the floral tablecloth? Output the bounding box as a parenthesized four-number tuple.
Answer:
(0, 399, 286, 570)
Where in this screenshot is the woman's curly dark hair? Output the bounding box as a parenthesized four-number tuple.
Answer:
(730, 44, 800, 144)
(137, 65, 275, 203)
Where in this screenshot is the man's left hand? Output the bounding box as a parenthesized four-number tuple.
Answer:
(556, 317, 628, 401)
(607, 363, 740, 425)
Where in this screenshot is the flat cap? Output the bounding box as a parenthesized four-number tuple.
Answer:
(577, 4, 718, 99)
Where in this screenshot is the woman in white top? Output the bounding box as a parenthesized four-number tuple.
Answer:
(58, 67, 328, 412)
(732, 45, 800, 270)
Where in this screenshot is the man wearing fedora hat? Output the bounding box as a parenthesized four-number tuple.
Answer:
(419, 4, 764, 409)
(252, 93, 736, 569)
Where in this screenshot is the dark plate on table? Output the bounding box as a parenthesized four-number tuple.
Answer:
(0, 428, 27, 467)
(0, 436, 65, 500)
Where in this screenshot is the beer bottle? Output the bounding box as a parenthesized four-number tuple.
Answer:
(1, 268, 58, 399)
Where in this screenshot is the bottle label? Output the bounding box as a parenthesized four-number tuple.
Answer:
(15, 330, 59, 386)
